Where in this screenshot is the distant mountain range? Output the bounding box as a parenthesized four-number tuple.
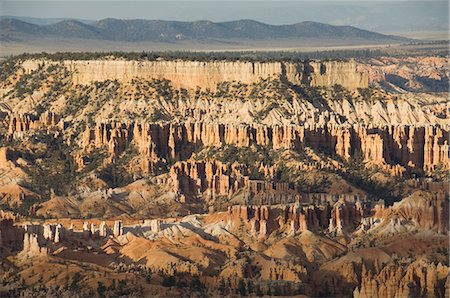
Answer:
(0, 17, 409, 43)
(0, 16, 94, 26)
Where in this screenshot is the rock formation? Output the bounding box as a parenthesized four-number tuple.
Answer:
(149, 219, 161, 233)
(99, 221, 107, 237)
(1, 186, 448, 297)
(390, 191, 449, 234)
(22, 59, 368, 90)
(76, 121, 450, 176)
(360, 56, 449, 92)
(0, 55, 448, 297)
(354, 261, 449, 298)
(54, 224, 62, 243)
(20, 233, 48, 257)
(224, 200, 369, 237)
(113, 220, 123, 237)
(7, 112, 62, 136)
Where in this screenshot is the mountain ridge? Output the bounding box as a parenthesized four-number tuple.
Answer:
(0, 17, 409, 43)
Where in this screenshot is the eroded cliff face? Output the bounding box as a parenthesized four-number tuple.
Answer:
(224, 200, 367, 237)
(0, 55, 448, 297)
(308, 61, 368, 90)
(360, 56, 450, 92)
(21, 59, 369, 90)
(1, 190, 448, 297)
(0, 56, 447, 218)
(354, 261, 449, 298)
(5, 112, 449, 201)
(73, 121, 449, 175)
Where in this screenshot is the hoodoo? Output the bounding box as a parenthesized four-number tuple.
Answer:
(0, 52, 448, 297)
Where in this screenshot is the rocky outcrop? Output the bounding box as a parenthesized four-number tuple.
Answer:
(7, 112, 62, 136)
(308, 61, 368, 90)
(316, 256, 449, 297)
(22, 59, 368, 90)
(20, 233, 48, 257)
(42, 223, 65, 243)
(360, 56, 449, 92)
(141, 219, 163, 233)
(0, 209, 18, 220)
(79, 121, 449, 175)
(42, 223, 53, 240)
(390, 191, 449, 234)
(168, 160, 299, 203)
(3, 188, 449, 296)
(99, 221, 107, 237)
(54, 224, 62, 243)
(113, 220, 123, 237)
(226, 200, 369, 237)
(328, 199, 365, 235)
(0, 147, 16, 168)
(354, 261, 449, 298)
(223, 192, 445, 239)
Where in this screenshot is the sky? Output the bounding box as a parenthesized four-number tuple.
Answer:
(0, 0, 448, 33)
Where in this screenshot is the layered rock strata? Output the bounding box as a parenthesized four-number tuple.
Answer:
(21, 59, 369, 90)
(8, 115, 447, 175)
(77, 122, 449, 175)
(225, 200, 369, 237)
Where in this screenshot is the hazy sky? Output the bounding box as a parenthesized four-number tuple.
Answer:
(1, 1, 448, 32)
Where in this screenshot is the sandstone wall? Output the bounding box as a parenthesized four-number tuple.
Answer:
(7, 114, 449, 175)
(354, 262, 449, 298)
(21, 59, 369, 90)
(225, 200, 369, 237)
(77, 121, 449, 175)
(168, 160, 301, 204)
(309, 61, 369, 90)
(392, 191, 449, 234)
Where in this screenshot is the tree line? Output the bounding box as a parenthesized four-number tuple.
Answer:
(4, 48, 388, 63)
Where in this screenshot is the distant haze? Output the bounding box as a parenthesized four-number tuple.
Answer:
(1, 1, 448, 34)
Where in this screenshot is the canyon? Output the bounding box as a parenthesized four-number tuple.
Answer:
(1, 190, 448, 296)
(0, 53, 448, 297)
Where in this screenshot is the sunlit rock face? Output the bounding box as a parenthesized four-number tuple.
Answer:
(1, 192, 448, 296)
(0, 54, 448, 297)
(21, 59, 368, 90)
